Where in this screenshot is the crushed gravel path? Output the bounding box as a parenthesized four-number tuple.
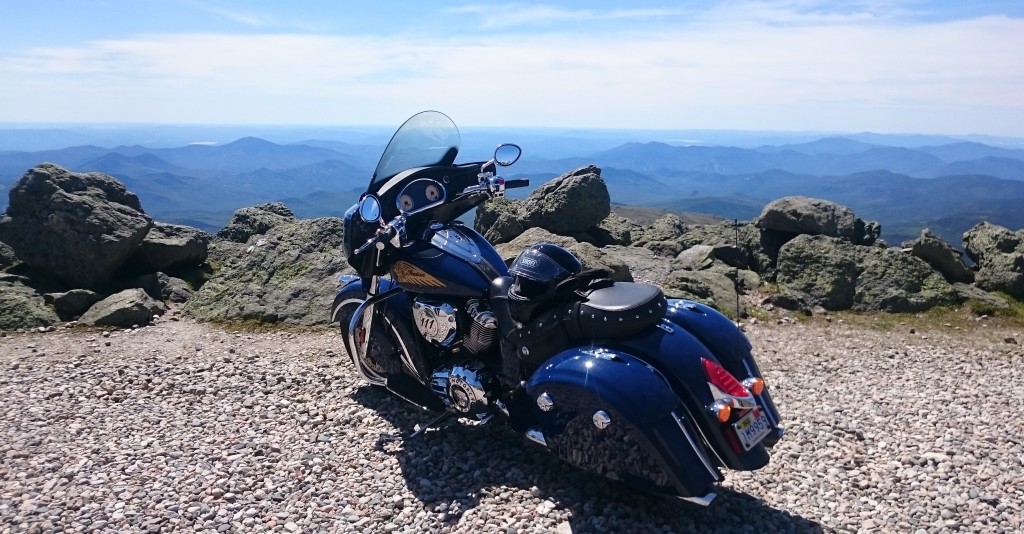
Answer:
(2, 311, 1023, 533)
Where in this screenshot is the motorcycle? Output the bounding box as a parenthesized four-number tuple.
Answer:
(332, 111, 784, 505)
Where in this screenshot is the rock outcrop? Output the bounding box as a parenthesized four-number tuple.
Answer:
(216, 202, 296, 243)
(776, 235, 957, 312)
(2, 159, 1020, 329)
(0, 164, 153, 289)
(755, 196, 857, 240)
(184, 217, 350, 326)
(963, 222, 1024, 300)
(475, 166, 611, 243)
(902, 229, 973, 284)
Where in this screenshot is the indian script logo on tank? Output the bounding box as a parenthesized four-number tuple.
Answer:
(392, 261, 446, 289)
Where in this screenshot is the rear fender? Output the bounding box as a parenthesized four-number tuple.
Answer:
(612, 311, 777, 471)
(662, 299, 784, 446)
(524, 347, 721, 502)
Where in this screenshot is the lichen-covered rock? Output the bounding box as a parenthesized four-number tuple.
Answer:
(185, 217, 351, 325)
(0, 164, 153, 289)
(902, 229, 973, 284)
(632, 214, 686, 247)
(573, 212, 638, 247)
(78, 288, 167, 327)
(43, 289, 102, 321)
(474, 197, 525, 244)
(216, 202, 296, 243)
(963, 222, 1024, 300)
(755, 196, 857, 241)
(495, 227, 632, 282)
(660, 269, 742, 317)
(777, 235, 957, 312)
(0, 275, 60, 329)
(519, 165, 610, 234)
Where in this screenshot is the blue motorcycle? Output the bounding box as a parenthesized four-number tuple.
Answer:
(333, 111, 784, 505)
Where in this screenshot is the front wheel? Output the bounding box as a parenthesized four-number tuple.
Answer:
(331, 288, 428, 385)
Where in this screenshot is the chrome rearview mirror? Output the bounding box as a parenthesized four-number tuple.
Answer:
(494, 144, 522, 167)
(357, 194, 382, 223)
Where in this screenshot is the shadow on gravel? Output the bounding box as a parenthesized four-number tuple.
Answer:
(353, 386, 824, 533)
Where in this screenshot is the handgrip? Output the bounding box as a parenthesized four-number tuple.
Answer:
(504, 178, 530, 189)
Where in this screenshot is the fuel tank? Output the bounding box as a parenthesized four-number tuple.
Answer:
(389, 224, 508, 297)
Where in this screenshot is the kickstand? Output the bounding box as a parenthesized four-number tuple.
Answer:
(408, 411, 456, 439)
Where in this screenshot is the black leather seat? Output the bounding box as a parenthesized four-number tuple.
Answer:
(509, 282, 667, 360)
(567, 282, 666, 339)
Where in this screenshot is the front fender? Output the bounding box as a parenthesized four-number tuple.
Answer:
(524, 347, 722, 502)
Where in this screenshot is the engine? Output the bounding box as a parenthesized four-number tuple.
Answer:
(412, 297, 497, 354)
(429, 361, 496, 420)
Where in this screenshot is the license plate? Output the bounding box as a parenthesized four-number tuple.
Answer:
(733, 408, 771, 450)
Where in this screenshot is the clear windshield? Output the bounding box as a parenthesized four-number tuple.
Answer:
(370, 111, 460, 190)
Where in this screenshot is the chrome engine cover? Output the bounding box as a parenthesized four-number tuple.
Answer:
(412, 298, 458, 346)
(430, 361, 493, 418)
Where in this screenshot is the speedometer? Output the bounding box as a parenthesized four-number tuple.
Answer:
(425, 184, 441, 202)
(399, 194, 415, 212)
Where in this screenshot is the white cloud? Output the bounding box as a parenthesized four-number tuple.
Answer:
(0, 4, 1022, 135)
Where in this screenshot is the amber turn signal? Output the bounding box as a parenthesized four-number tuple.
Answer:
(711, 401, 732, 423)
(743, 377, 765, 396)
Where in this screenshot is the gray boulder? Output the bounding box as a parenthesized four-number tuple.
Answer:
(679, 221, 762, 271)
(632, 214, 687, 247)
(951, 283, 1010, 311)
(518, 165, 611, 234)
(216, 202, 296, 243)
(134, 272, 194, 303)
(902, 229, 973, 284)
(0, 275, 60, 329)
(495, 227, 633, 282)
(755, 196, 857, 241)
(184, 217, 350, 325)
(126, 223, 210, 274)
(963, 222, 1024, 300)
(0, 240, 17, 270)
(660, 269, 743, 318)
(43, 289, 102, 321)
(78, 288, 168, 327)
(601, 245, 674, 286)
(777, 235, 957, 312)
(675, 245, 716, 271)
(0, 164, 153, 289)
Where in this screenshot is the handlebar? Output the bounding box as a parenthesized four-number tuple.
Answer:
(504, 178, 530, 189)
(353, 216, 406, 256)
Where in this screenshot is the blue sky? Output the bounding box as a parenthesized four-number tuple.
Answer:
(2, 1, 1023, 135)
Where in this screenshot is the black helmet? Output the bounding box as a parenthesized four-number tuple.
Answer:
(508, 243, 583, 306)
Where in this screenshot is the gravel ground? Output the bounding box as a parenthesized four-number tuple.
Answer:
(2, 309, 1023, 533)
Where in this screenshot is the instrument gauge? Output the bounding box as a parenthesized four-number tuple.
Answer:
(425, 183, 442, 202)
(399, 194, 415, 212)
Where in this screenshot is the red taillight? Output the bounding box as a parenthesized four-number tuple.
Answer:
(702, 358, 750, 398)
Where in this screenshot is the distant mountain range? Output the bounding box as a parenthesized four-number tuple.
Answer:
(2, 127, 1024, 248)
